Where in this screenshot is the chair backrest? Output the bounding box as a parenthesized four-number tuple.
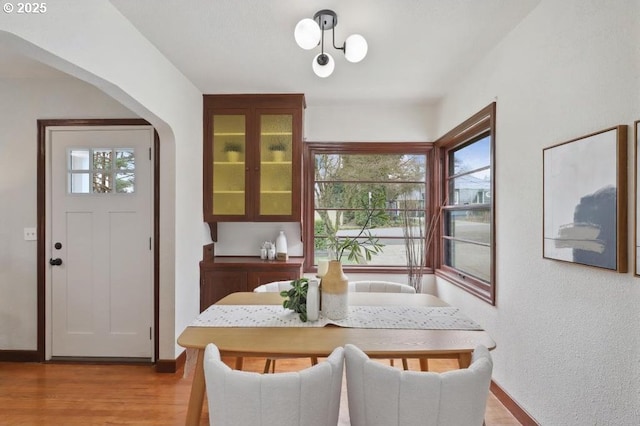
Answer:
(348, 280, 416, 294)
(253, 280, 294, 293)
(255, 279, 416, 294)
(345, 344, 492, 426)
(204, 343, 344, 426)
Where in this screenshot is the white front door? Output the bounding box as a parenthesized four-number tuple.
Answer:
(48, 125, 153, 358)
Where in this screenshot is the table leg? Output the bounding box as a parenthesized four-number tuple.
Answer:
(185, 349, 206, 426)
(458, 352, 472, 368)
(419, 357, 429, 371)
(235, 356, 244, 370)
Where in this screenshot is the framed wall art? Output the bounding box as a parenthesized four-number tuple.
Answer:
(543, 125, 627, 272)
(635, 120, 640, 276)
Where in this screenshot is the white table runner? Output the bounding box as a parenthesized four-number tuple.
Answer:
(191, 305, 482, 330)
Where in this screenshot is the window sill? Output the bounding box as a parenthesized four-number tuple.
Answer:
(435, 268, 494, 305)
(308, 265, 435, 275)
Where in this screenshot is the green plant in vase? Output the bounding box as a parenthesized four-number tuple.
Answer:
(223, 142, 243, 162)
(326, 190, 387, 263)
(280, 278, 309, 322)
(268, 141, 287, 162)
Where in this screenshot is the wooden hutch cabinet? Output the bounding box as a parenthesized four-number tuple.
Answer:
(203, 94, 305, 228)
(199, 257, 304, 311)
(200, 94, 306, 309)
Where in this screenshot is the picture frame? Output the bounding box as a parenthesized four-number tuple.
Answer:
(635, 121, 640, 276)
(543, 125, 627, 272)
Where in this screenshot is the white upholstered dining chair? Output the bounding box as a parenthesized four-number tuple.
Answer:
(203, 343, 344, 426)
(344, 344, 493, 426)
(253, 280, 296, 293)
(254, 279, 417, 294)
(348, 280, 416, 294)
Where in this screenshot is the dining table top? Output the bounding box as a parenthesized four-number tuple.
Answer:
(177, 292, 495, 359)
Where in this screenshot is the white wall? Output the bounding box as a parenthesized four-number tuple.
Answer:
(306, 103, 436, 142)
(435, 1, 640, 423)
(214, 102, 437, 288)
(0, 0, 203, 360)
(0, 77, 139, 349)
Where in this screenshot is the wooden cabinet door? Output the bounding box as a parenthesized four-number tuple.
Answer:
(200, 270, 246, 311)
(255, 108, 302, 221)
(203, 94, 304, 225)
(206, 110, 249, 220)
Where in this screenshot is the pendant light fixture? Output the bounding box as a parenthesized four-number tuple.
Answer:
(294, 9, 368, 78)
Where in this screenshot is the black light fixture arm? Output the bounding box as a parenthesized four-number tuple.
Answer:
(317, 17, 329, 65)
(332, 26, 346, 52)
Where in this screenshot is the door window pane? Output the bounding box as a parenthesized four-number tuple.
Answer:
(69, 172, 90, 194)
(93, 173, 111, 193)
(116, 172, 135, 193)
(70, 150, 90, 170)
(116, 149, 135, 170)
(93, 149, 112, 170)
(68, 148, 136, 194)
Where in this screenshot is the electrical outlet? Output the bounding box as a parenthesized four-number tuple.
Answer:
(24, 228, 37, 241)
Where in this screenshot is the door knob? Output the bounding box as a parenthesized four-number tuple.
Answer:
(49, 258, 63, 266)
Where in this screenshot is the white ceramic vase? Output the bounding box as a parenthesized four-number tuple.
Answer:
(321, 261, 348, 320)
(306, 279, 320, 322)
(275, 231, 288, 258)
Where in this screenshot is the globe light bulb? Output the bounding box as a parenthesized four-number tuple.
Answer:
(312, 52, 335, 78)
(344, 34, 368, 63)
(294, 18, 321, 50)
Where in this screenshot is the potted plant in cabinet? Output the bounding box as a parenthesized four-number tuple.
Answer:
(268, 141, 287, 162)
(223, 142, 243, 163)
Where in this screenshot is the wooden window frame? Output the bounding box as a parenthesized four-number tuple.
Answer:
(303, 142, 433, 274)
(434, 103, 496, 305)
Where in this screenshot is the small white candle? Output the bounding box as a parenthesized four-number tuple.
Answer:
(317, 260, 329, 277)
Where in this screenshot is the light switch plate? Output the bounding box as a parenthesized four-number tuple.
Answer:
(24, 228, 37, 241)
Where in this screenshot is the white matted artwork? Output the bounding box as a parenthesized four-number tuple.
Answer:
(635, 121, 640, 276)
(543, 125, 627, 272)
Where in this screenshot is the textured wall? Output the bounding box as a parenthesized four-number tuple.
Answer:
(435, 0, 640, 423)
(1, 0, 204, 359)
(0, 77, 138, 349)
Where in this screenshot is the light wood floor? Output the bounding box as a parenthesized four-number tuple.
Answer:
(0, 356, 521, 425)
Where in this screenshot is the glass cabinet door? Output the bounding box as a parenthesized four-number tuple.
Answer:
(212, 114, 246, 216)
(259, 114, 293, 216)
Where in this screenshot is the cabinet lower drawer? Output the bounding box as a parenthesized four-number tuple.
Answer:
(199, 257, 304, 310)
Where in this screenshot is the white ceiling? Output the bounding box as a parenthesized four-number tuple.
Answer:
(0, 0, 541, 107)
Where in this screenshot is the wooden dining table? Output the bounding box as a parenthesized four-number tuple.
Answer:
(177, 291, 495, 425)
